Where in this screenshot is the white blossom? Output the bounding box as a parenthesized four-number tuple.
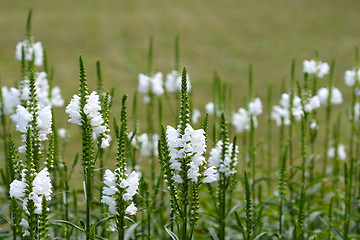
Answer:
(15, 39, 43, 66)
(303, 59, 330, 78)
(248, 98, 263, 116)
(192, 108, 201, 124)
(165, 70, 191, 93)
(1, 87, 21, 115)
(138, 133, 159, 156)
(205, 102, 215, 115)
(208, 140, 238, 177)
(328, 144, 346, 161)
(125, 202, 137, 215)
(203, 166, 219, 183)
(166, 124, 207, 183)
(102, 169, 140, 216)
(9, 180, 27, 199)
(138, 72, 164, 97)
(318, 88, 343, 105)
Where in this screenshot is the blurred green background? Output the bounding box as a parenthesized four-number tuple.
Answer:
(1, 0, 360, 109)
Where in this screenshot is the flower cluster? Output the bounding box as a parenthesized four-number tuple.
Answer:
(15, 39, 43, 66)
(317, 87, 343, 105)
(166, 124, 207, 182)
(138, 133, 159, 156)
(208, 140, 239, 178)
(10, 168, 52, 214)
(66, 91, 111, 148)
(328, 144, 346, 161)
(101, 169, 140, 215)
(232, 98, 263, 133)
(165, 70, 191, 93)
(303, 59, 330, 78)
(271, 93, 303, 126)
(344, 68, 360, 87)
(138, 72, 164, 102)
(11, 105, 52, 153)
(20, 72, 64, 108)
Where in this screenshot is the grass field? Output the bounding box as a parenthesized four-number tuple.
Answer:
(1, 0, 360, 108)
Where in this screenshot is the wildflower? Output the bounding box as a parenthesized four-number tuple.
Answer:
(208, 140, 238, 177)
(304, 96, 320, 113)
(205, 102, 215, 115)
(303, 59, 330, 78)
(138, 133, 159, 156)
(318, 87, 343, 105)
(15, 39, 43, 66)
(309, 120, 318, 130)
(271, 93, 304, 126)
(9, 180, 27, 199)
(328, 144, 346, 161)
(166, 124, 206, 182)
(66, 91, 110, 148)
(248, 98, 263, 116)
(232, 108, 252, 133)
(344, 68, 360, 87)
(165, 70, 191, 93)
(1, 87, 21, 115)
(101, 169, 140, 215)
(192, 108, 201, 124)
(30, 168, 52, 214)
(58, 128, 67, 139)
(203, 166, 219, 183)
(138, 72, 164, 102)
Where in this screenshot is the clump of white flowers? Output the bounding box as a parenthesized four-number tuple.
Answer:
(16, 39, 43, 66)
(271, 93, 303, 126)
(11, 105, 52, 153)
(303, 59, 330, 78)
(344, 68, 360, 87)
(166, 124, 207, 182)
(138, 133, 159, 156)
(208, 140, 239, 178)
(66, 91, 111, 148)
(165, 70, 191, 93)
(232, 98, 262, 133)
(10, 168, 52, 214)
(138, 72, 164, 103)
(1, 87, 21, 115)
(328, 144, 346, 161)
(317, 87, 343, 105)
(101, 169, 140, 215)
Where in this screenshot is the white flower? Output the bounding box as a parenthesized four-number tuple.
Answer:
(205, 102, 215, 115)
(304, 96, 320, 113)
(66, 91, 110, 147)
(11, 105, 32, 133)
(318, 88, 343, 105)
(58, 128, 67, 139)
(20, 218, 29, 229)
(165, 70, 191, 93)
(192, 109, 201, 124)
(138, 133, 159, 156)
(30, 168, 52, 214)
(328, 144, 346, 161)
(65, 94, 81, 125)
(1, 87, 21, 115)
(15, 39, 43, 66)
(138, 72, 164, 96)
(125, 202, 137, 215)
(166, 123, 206, 182)
(344, 70, 358, 87)
(203, 166, 219, 183)
(9, 180, 27, 199)
(51, 86, 65, 107)
(37, 106, 52, 141)
(102, 169, 139, 216)
(232, 108, 252, 133)
(310, 120, 318, 130)
(208, 140, 238, 177)
(248, 98, 263, 116)
(303, 59, 329, 78)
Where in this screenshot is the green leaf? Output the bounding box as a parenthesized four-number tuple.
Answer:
(50, 220, 85, 232)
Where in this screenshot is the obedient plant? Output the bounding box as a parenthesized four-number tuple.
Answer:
(2, 9, 360, 240)
(160, 68, 216, 240)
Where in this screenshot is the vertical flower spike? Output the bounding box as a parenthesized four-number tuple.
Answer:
(101, 96, 140, 240)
